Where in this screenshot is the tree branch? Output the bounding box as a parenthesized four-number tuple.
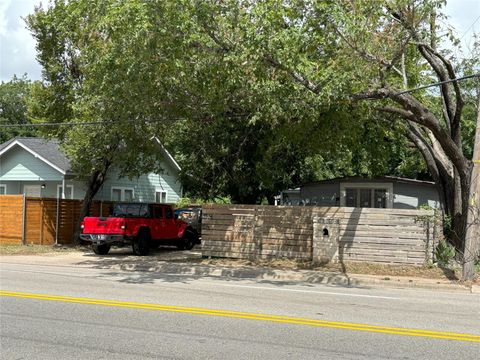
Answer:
(263, 55, 320, 94)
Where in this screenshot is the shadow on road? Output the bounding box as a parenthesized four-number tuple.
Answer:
(72, 246, 365, 289)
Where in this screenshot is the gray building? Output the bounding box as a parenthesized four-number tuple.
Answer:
(280, 176, 441, 209)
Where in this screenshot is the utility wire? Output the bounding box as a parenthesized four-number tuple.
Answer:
(459, 14, 480, 41)
(0, 75, 479, 129)
(394, 73, 480, 95)
(0, 113, 249, 128)
(0, 118, 177, 129)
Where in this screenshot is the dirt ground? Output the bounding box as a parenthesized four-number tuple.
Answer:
(1, 244, 477, 284)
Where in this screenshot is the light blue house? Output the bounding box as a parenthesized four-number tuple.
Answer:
(0, 137, 183, 203)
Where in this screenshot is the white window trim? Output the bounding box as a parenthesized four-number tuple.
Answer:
(111, 187, 135, 201)
(155, 188, 168, 203)
(57, 184, 74, 199)
(0, 184, 6, 195)
(340, 183, 393, 208)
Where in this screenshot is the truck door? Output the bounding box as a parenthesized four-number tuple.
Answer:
(152, 205, 163, 240)
(163, 206, 178, 239)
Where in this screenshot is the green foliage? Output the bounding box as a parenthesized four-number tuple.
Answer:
(24, 0, 474, 206)
(0, 75, 38, 143)
(435, 240, 456, 267)
(175, 196, 231, 208)
(26, 0, 190, 182)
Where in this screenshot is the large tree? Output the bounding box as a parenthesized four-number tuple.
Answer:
(186, 0, 478, 278)
(0, 75, 38, 143)
(26, 0, 193, 242)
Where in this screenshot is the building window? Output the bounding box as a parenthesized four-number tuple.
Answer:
(374, 189, 387, 208)
(57, 185, 74, 199)
(165, 206, 173, 219)
(155, 190, 167, 203)
(0, 184, 6, 195)
(111, 187, 135, 202)
(24, 185, 41, 197)
(345, 188, 357, 207)
(340, 183, 393, 208)
(359, 188, 372, 208)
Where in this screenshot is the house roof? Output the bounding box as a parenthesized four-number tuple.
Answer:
(153, 137, 181, 172)
(0, 137, 72, 175)
(301, 176, 436, 188)
(0, 136, 181, 176)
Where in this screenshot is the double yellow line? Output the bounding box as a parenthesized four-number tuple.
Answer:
(1, 290, 479, 343)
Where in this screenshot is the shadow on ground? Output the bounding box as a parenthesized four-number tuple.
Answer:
(73, 246, 359, 288)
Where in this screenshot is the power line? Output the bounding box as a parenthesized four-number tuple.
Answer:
(0, 113, 250, 129)
(460, 14, 480, 41)
(0, 118, 173, 129)
(0, 75, 479, 129)
(394, 73, 480, 96)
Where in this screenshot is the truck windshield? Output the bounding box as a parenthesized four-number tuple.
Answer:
(112, 204, 149, 218)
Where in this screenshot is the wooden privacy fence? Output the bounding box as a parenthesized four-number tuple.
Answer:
(201, 204, 438, 266)
(0, 196, 113, 245)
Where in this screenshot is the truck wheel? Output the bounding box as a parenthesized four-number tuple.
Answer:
(92, 244, 110, 255)
(133, 230, 150, 256)
(178, 230, 197, 251)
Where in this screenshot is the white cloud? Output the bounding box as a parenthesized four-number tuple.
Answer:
(444, 0, 480, 57)
(0, 0, 43, 82)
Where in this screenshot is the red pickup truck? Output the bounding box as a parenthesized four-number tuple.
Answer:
(80, 203, 199, 256)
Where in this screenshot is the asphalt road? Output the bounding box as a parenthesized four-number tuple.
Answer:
(0, 255, 479, 359)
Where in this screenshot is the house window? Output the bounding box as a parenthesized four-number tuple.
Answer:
(57, 185, 74, 199)
(111, 187, 135, 202)
(374, 189, 387, 208)
(359, 189, 372, 208)
(0, 185, 6, 195)
(155, 190, 167, 203)
(345, 188, 357, 207)
(340, 183, 393, 208)
(24, 185, 41, 197)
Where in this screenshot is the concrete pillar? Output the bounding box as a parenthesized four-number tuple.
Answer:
(312, 216, 340, 264)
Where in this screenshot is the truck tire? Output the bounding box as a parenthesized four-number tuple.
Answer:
(178, 229, 197, 251)
(133, 229, 150, 256)
(92, 244, 110, 255)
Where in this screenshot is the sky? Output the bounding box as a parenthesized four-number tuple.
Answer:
(0, 0, 479, 82)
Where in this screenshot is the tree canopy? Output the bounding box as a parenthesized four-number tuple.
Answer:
(0, 75, 38, 143)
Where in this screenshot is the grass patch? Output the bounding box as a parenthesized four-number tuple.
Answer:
(0, 244, 86, 256)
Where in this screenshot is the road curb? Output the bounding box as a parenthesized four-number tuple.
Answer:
(1, 253, 474, 293)
(115, 261, 474, 292)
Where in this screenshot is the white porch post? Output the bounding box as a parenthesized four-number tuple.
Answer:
(62, 177, 66, 199)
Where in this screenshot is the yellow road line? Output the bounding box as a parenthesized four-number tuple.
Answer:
(1, 290, 479, 343)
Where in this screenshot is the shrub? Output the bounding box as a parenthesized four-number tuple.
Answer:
(435, 240, 456, 266)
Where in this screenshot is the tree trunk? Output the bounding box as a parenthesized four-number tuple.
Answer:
(72, 160, 112, 244)
(462, 103, 480, 280)
(450, 169, 466, 248)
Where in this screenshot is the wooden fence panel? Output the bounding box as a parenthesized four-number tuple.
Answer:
(0, 195, 23, 245)
(25, 198, 42, 244)
(0, 196, 117, 246)
(202, 204, 436, 265)
(202, 204, 326, 260)
(336, 209, 432, 265)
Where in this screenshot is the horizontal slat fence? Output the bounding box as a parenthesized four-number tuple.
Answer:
(202, 205, 343, 260)
(0, 196, 24, 244)
(202, 205, 436, 265)
(336, 208, 434, 266)
(0, 196, 114, 245)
